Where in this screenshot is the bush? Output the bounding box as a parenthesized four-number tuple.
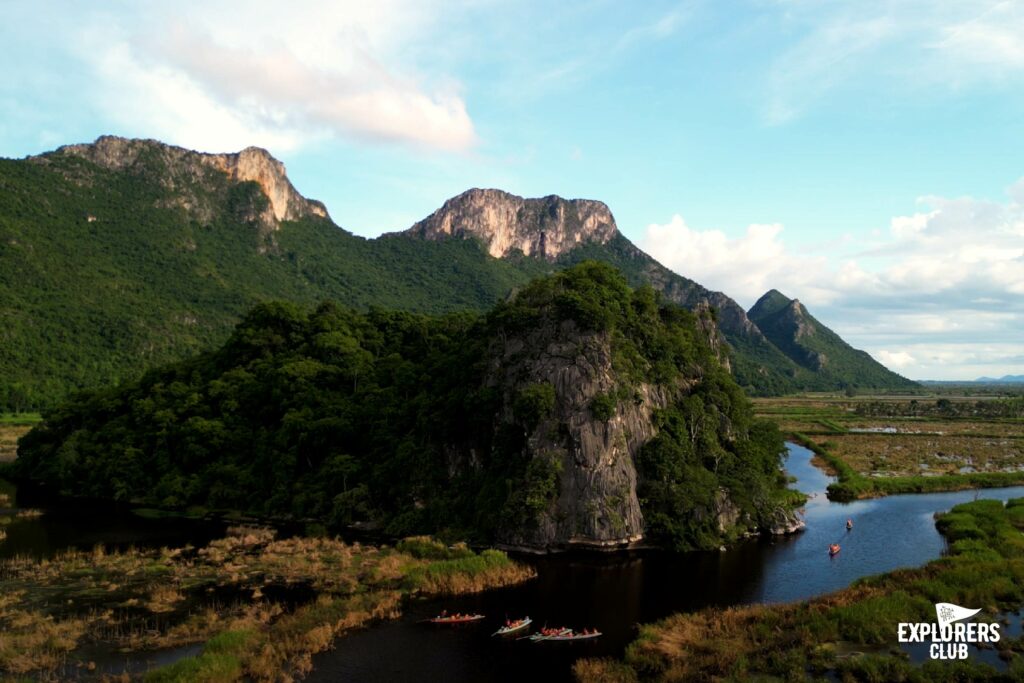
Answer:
(590, 393, 616, 422)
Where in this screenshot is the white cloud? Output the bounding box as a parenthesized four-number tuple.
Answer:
(766, 16, 896, 124)
(933, 1, 1024, 73)
(72, 0, 477, 153)
(763, 1, 1024, 122)
(877, 350, 916, 368)
(641, 178, 1024, 379)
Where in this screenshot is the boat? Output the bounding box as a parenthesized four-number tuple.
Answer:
(492, 616, 532, 636)
(829, 543, 841, 556)
(846, 519, 853, 530)
(526, 627, 573, 642)
(425, 612, 486, 625)
(542, 629, 602, 642)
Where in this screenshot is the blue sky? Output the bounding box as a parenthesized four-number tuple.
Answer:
(2, 0, 1022, 380)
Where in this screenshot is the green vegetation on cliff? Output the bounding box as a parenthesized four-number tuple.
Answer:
(748, 289, 917, 391)
(15, 263, 792, 550)
(0, 151, 547, 411)
(0, 140, 918, 411)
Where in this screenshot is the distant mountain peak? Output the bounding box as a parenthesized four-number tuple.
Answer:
(50, 136, 329, 227)
(749, 289, 794, 320)
(405, 187, 618, 260)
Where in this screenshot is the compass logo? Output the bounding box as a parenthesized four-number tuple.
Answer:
(897, 602, 1000, 660)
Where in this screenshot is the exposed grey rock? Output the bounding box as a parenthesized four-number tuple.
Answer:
(488, 320, 667, 549)
(50, 136, 329, 232)
(767, 507, 806, 535)
(405, 188, 617, 260)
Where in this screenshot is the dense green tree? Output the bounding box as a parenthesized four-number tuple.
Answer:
(16, 263, 791, 549)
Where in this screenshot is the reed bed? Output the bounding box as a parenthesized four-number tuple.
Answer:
(0, 528, 534, 681)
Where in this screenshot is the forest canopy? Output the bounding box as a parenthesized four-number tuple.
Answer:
(15, 263, 791, 549)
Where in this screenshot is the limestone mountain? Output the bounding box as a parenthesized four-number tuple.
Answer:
(16, 263, 801, 551)
(406, 188, 617, 260)
(403, 188, 810, 394)
(56, 135, 330, 232)
(0, 137, 547, 410)
(748, 289, 916, 389)
(405, 188, 922, 393)
(0, 136, 915, 410)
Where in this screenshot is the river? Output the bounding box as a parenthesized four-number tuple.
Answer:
(306, 443, 1024, 682)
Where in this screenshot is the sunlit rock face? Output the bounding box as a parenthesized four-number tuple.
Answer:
(406, 188, 618, 260)
(54, 136, 329, 230)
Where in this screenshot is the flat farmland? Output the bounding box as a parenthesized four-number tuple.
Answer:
(754, 392, 1024, 498)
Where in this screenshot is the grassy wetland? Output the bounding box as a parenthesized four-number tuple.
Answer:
(0, 413, 38, 464)
(753, 391, 1024, 500)
(575, 497, 1024, 682)
(0, 528, 534, 681)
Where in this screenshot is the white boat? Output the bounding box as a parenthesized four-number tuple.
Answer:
(492, 616, 532, 636)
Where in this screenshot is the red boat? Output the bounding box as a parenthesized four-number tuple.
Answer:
(829, 543, 841, 557)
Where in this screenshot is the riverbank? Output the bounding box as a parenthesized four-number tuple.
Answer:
(790, 431, 1024, 501)
(0, 530, 534, 681)
(575, 497, 1024, 681)
(754, 392, 1024, 500)
(0, 412, 38, 463)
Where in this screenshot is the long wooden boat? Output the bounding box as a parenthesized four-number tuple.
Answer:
(492, 617, 532, 636)
(425, 613, 486, 625)
(540, 630, 602, 642)
(525, 627, 572, 642)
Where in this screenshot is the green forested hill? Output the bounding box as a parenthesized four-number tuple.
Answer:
(747, 289, 917, 390)
(0, 138, 915, 411)
(16, 263, 794, 550)
(555, 234, 815, 394)
(0, 151, 548, 410)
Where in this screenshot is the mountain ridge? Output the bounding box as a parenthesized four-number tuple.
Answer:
(51, 135, 330, 228)
(747, 288, 916, 389)
(0, 136, 917, 408)
(404, 187, 617, 260)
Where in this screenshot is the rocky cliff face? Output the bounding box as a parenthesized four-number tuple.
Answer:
(488, 320, 672, 549)
(406, 188, 618, 260)
(749, 291, 831, 371)
(747, 289, 917, 389)
(50, 136, 329, 230)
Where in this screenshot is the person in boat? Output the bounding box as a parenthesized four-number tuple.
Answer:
(846, 518, 853, 530)
(829, 543, 840, 554)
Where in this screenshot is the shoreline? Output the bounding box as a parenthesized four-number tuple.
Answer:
(789, 431, 1024, 501)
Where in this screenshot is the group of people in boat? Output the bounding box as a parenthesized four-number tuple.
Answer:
(828, 519, 854, 556)
(431, 612, 600, 640)
(433, 610, 482, 622)
(538, 627, 567, 637)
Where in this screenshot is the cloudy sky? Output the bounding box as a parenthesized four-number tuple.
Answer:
(2, 0, 1022, 380)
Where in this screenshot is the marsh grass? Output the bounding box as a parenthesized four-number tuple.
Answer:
(760, 394, 1024, 499)
(0, 422, 33, 463)
(0, 530, 533, 681)
(790, 431, 1024, 502)
(576, 497, 1024, 682)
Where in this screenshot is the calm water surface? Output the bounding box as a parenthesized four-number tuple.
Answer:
(0, 483, 226, 559)
(308, 443, 1024, 683)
